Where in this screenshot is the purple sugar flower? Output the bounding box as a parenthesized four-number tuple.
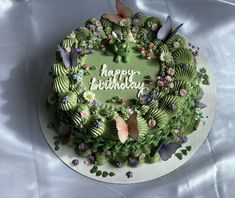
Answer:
(183, 64, 189, 70)
(128, 156, 139, 167)
(94, 119, 102, 128)
(77, 83, 84, 89)
(86, 48, 93, 55)
(47, 122, 54, 129)
(88, 24, 96, 30)
(92, 100, 100, 107)
(126, 171, 133, 178)
(72, 159, 79, 166)
(63, 95, 70, 104)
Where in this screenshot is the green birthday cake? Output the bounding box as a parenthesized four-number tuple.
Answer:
(47, 0, 209, 168)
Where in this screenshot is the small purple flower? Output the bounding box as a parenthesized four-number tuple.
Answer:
(77, 83, 84, 89)
(94, 30, 100, 36)
(72, 159, 79, 166)
(47, 122, 54, 129)
(126, 171, 133, 178)
(168, 103, 177, 111)
(182, 136, 188, 143)
(128, 157, 139, 167)
(76, 47, 82, 55)
(183, 64, 189, 70)
(92, 100, 100, 107)
(78, 142, 87, 150)
(94, 119, 102, 128)
(88, 24, 96, 30)
(86, 48, 93, 55)
(63, 95, 70, 104)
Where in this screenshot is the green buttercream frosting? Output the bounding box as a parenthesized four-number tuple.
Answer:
(48, 8, 209, 168)
(59, 91, 78, 111)
(53, 76, 70, 94)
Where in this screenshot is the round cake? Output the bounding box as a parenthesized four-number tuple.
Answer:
(47, 0, 210, 168)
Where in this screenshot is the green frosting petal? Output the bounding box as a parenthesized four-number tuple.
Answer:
(95, 153, 108, 165)
(145, 152, 160, 164)
(174, 64, 196, 81)
(100, 16, 114, 35)
(166, 34, 187, 51)
(144, 17, 162, 28)
(52, 63, 69, 76)
(137, 116, 149, 141)
(132, 12, 148, 27)
(160, 95, 183, 113)
(173, 48, 194, 65)
(146, 108, 169, 129)
(61, 37, 78, 48)
(148, 100, 159, 109)
(76, 27, 91, 44)
(59, 91, 78, 111)
(72, 112, 84, 127)
(53, 76, 70, 94)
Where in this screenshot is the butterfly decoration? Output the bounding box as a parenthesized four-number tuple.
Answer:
(157, 142, 182, 161)
(194, 90, 207, 109)
(58, 45, 77, 68)
(115, 112, 139, 144)
(157, 15, 183, 42)
(102, 0, 133, 25)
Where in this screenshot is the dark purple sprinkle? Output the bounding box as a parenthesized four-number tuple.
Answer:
(188, 43, 191, 46)
(168, 103, 177, 111)
(47, 122, 54, 129)
(192, 45, 195, 48)
(92, 100, 100, 107)
(86, 48, 93, 55)
(72, 159, 79, 166)
(126, 171, 133, 178)
(77, 83, 84, 89)
(182, 136, 188, 143)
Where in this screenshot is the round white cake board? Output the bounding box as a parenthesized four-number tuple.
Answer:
(38, 55, 216, 184)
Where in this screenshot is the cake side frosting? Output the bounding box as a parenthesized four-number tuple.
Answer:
(47, 0, 209, 168)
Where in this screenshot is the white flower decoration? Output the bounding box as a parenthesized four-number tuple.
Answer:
(83, 91, 95, 103)
(160, 52, 173, 63)
(173, 41, 180, 49)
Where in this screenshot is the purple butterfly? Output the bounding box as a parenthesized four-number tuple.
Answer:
(157, 142, 182, 161)
(58, 45, 77, 68)
(157, 15, 183, 42)
(194, 91, 207, 109)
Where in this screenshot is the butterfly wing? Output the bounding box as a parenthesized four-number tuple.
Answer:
(58, 45, 71, 68)
(166, 23, 183, 42)
(70, 45, 77, 67)
(159, 142, 181, 161)
(102, 13, 123, 24)
(116, 0, 133, 18)
(115, 115, 129, 143)
(127, 112, 139, 141)
(157, 15, 173, 41)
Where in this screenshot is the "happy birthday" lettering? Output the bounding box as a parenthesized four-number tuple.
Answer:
(89, 64, 148, 97)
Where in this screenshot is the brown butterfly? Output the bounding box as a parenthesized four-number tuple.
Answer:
(115, 112, 139, 144)
(102, 0, 134, 25)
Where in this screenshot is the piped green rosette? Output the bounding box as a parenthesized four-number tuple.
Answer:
(48, 4, 209, 170)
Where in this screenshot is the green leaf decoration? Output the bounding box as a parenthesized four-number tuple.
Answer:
(96, 170, 102, 176)
(186, 146, 192, 151)
(90, 165, 98, 174)
(175, 153, 183, 160)
(90, 66, 96, 70)
(102, 171, 109, 177)
(109, 172, 115, 177)
(181, 149, 188, 156)
(84, 71, 91, 76)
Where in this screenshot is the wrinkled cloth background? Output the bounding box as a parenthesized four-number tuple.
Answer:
(0, 0, 235, 197)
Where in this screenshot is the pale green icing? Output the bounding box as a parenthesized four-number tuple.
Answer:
(52, 63, 69, 76)
(173, 48, 194, 65)
(59, 91, 78, 111)
(53, 76, 70, 94)
(82, 43, 160, 106)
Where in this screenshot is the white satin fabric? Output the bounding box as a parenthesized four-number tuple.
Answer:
(0, 0, 234, 197)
